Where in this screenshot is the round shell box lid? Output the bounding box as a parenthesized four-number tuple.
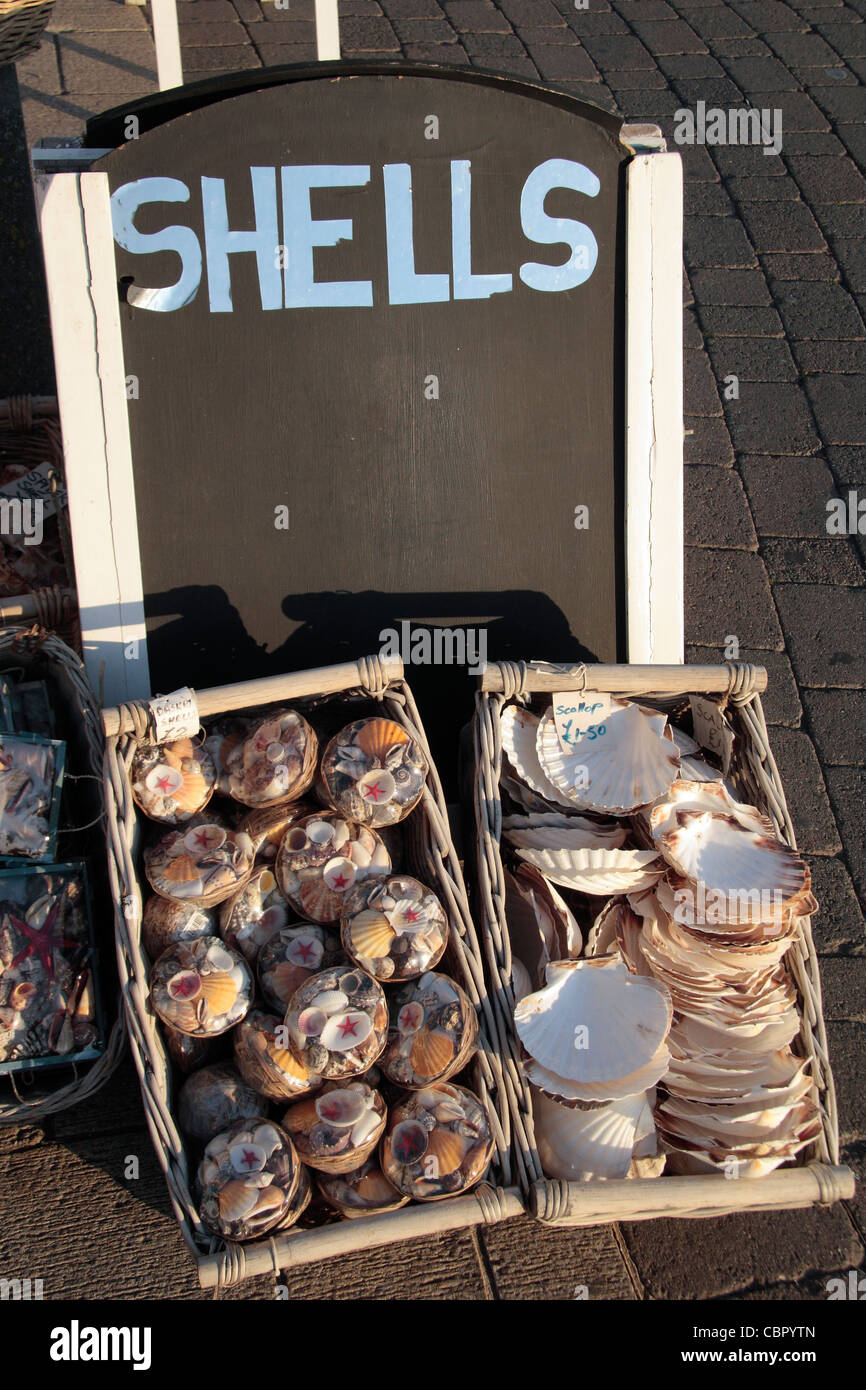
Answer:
(275, 813, 391, 924)
(144, 822, 254, 908)
(321, 717, 429, 827)
(197, 1119, 302, 1242)
(219, 866, 295, 964)
(286, 966, 388, 1081)
(381, 1083, 494, 1202)
(219, 708, 318, 809)
(232, 1007, 323, 1103)
(316, 1156, 409, 1220)
(379, 971, 478, 1089)
(142, 895, 217, 959)
(257, 923, 345, 1013)
(178, 1061, 270, 1143)
(150, 936, 252, 1037)
(341, 874, 448, 982)
(281, 1079, 386, 1174)
(131, 737, 216, 825)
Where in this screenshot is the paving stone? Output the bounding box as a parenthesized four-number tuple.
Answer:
(690, 266, 772, 303)
(402, 40, 470, 62)
(338, 14, 401, 46)
(391, 16, 458, 41)
(774, 583, 866, 687)
(551, 80, 618, 110)
(806, 854, 866, 952)
(657, 52, 725, 78)
(792, 60, 861, 85)
(178, 19, 249, 42)
(48, 0, 149, 31)
(470, 49, 538, 77)
(769, 725, 843, 852)
(684, 214, 757, 268)
(684, 545, 783, 647)
(730, 0, 810, 29)
(764, 251, 840, 280)
(683, 349, 724, 414)
(710, 144, 788, 177)
(620, 1202, 863, 1300)
(15, 37, 62, 95)
(723, 53, 802, 89)
(563, 11, 629, 35)
(782, 130, 849, 154)
(684, 179, 737, 213)
(743, 87, 830, 131)
(677, 141, 722, 181)
(825, 1019, 866, 1138)
(579, 34, 657, 68)
(173, 43, 260, 68)
(788, 153, 866, 204)
(247, 41, 310, 63)
(809, 83, 866, 121)
(740, 454, 839, 535)
(699, 303, 785, 335)
(459, 29, 527, 59)
(728, 381, 820, 454)
(815, 202, 866, 238)
(526, 43, 598, 79)
(685, 414, 737, 466)
(796, 340, 866, 376)
(19, 89, 121, 144)
(738, 198, 827, 252)
(683, 464, 757, 546)
(684, 306, 705, 351)
(825, 445, 866, 487)
(815, 20, 866, 53)
(706, 334, 798, 380)
(478, 1214, 637, 1299)
(687, 642, 804, 724)
(55, 32, 157, 90)
(831, 237, 866, 293)
(825, 766, 866, 901)
(378, 0, 439, 14)
(608, 66, 672, 91)
(613, 0, 678, 18)
(762, 535, 865, 585)
(708, 37, 773, 57)
(670, 75, 746, 105)
(231, 0, 263, 20)
(618, 89, 685, 118)
(766, 30, 840, 65)
(838, 120, 866, 170)
(841, 1140, 866, 1237)
(175, 0, 240, 19)
(629, 18, 707, 52)
(806, 374, 866, 447)
(726, 173, 800, 200)
(679, 5, 755, 37)
(775, 280, 864, 340)
(804, 688, 866, 767)
(442, 0, 512, 31)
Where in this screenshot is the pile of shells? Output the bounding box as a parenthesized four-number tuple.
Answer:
(0, 868, 99, 1067)
(0, 734, 63, 859)
(498, 691, 819, 1183)
(129, 704, 492, 1234)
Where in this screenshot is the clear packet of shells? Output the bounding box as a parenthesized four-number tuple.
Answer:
(0, 732, 66, 863)
(496, 687, 821, 1185)
(0, 862, 104, 1075)
(129, 696, 495, 1240)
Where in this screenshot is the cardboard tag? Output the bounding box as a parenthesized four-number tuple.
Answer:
(0, 462, 66, 516)
(689, 695, 735, 775)
(148, 687, 200, 744)
(552, 691, 613, 750)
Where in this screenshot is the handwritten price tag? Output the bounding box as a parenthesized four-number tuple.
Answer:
(148, 687, 200, 744)
(553, 691, 613, 750)
(689, 695, 735, 775)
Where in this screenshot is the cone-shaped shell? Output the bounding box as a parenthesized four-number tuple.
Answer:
(537, 700, 680, 814)
(515, 958, 672, 1086)
(356, 718, 410, 762)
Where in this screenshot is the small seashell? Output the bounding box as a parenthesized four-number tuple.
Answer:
(145, 764, 183, 797)
(167, 970, 201, 1001)
(217, 1179, 258, 1223)
(286, 933, 324, 970)
(253, 1123, 283, 1155)
(198, 972, 237, 1016)
(323, 857, 357, 892)
(184, 824, 226, 853)
(230, 1141, 266, 1174)
(347, 910, 395, 962)
(162, 855, 201, 885)
(390, 1119, 429, 1165)
(397, 1001, 425, 1034)
(251, 1185, 286, 1219)
(425, 1128, 467, 1177)
(350, 1108, 382, 1148)
(297, 1007, 327, 1036)
(410, 1028, 455, 1078)
(315, 1089, 367, 1128)
(354, 719, 409, 762)
(321, 1010, 373, 1052)
(358, 769, 396, 805)
(307, 820, 336, 846)
(311, 989, 349, 1015)
(9, 980, 36, 1010)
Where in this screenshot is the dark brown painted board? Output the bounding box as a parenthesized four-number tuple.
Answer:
(94, 69, 626, 777)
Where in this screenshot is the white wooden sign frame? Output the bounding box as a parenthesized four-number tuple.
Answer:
(33, 115, 683, 707)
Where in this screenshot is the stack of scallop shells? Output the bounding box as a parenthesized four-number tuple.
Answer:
(498, 693, 821, 1183)
(131, 706, 493, 1242)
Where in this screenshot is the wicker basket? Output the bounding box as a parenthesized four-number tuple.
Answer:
(0, 627, 125, 1123)
(102, 654, 522, 1289)
(472, 659, 854, 1225)
(0, 0, 53, 66)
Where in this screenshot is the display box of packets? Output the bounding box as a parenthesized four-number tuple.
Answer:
(0, 730, 66, 864)
(103, 655, 521, 1290)
(470, 660, 854, 1226)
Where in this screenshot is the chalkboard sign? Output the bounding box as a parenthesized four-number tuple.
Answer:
(87, 66, 628, 770)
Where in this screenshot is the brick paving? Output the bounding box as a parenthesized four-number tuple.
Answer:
(1, 0, 864, 1301)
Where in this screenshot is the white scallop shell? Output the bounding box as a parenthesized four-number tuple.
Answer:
(514, 958, 672, 1087)
(649, 780, 773, 848)
(514, 846, 664, 895)
(500, 705, 576, 809)
(537, 701, 680, 814)
(532, 1088, 649, 1182)
(658, 811, 814, 923)
(503, 820, 629, 852)
(524, 1041, 671, 1106)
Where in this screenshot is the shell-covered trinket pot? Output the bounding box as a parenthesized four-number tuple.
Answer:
(144, 823, 254, 908)
(257, 923, 345, 1013)
(381, 1083, 494, 1201)
(233, 1006, 322, 1102)
(219, 866, 295, 964)
(341, 875, 448, 982)
(282, 1079, 386, 1174)
(0, 864, 101, 1071)
(209, 708, 318, 808)
(0, 734, 66, 862)
(321, 717, 429, 827)
(237, 801, 316, 861)
(380, 971, 478, 1089)
(149, 936, 251, 1037)
(178, 1061, 270, 1143)
(141, 895, 218, 960)
(317, 1156, 409, 1220)
(286, 965, 388, 1080)
(197, 1119, 303, 1242)
(130, 736, 216, 825)
(275, 813, 391, 924)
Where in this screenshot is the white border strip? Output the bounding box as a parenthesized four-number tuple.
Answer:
(625, 152, 684, 664)
(315, 0, 341, 60)
(152, 0, 183, 92)
(36, 171, 151, 706)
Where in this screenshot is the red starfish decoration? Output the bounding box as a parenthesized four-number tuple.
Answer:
(240, 1148, 260, 1169)
(190, 829, 212, 849)
(294, 940, 316, 963)
(403, 907, 421, 924)
(170, 972, 201, 999)
(330, 872, 349, 891)
(363, 781, 387, 802)
(9, 902, 78, 976)
(336, 1015, 360, 1039)
(154, 774, 176, 795)
(319, 1102, 342, 1121)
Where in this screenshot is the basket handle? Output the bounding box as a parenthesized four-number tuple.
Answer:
(101, 653, 404, 737)
(479, 661, 767, 700)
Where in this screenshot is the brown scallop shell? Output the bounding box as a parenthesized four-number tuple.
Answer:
(410, 1028, 455, 1079)
(356, 718, 410, 763)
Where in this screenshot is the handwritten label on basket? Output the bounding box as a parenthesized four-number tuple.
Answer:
(689, 695, 734, 775)
(0, 462, 66, 517)
(553, 691, 613, 750)
(148, 687, 200, 743)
